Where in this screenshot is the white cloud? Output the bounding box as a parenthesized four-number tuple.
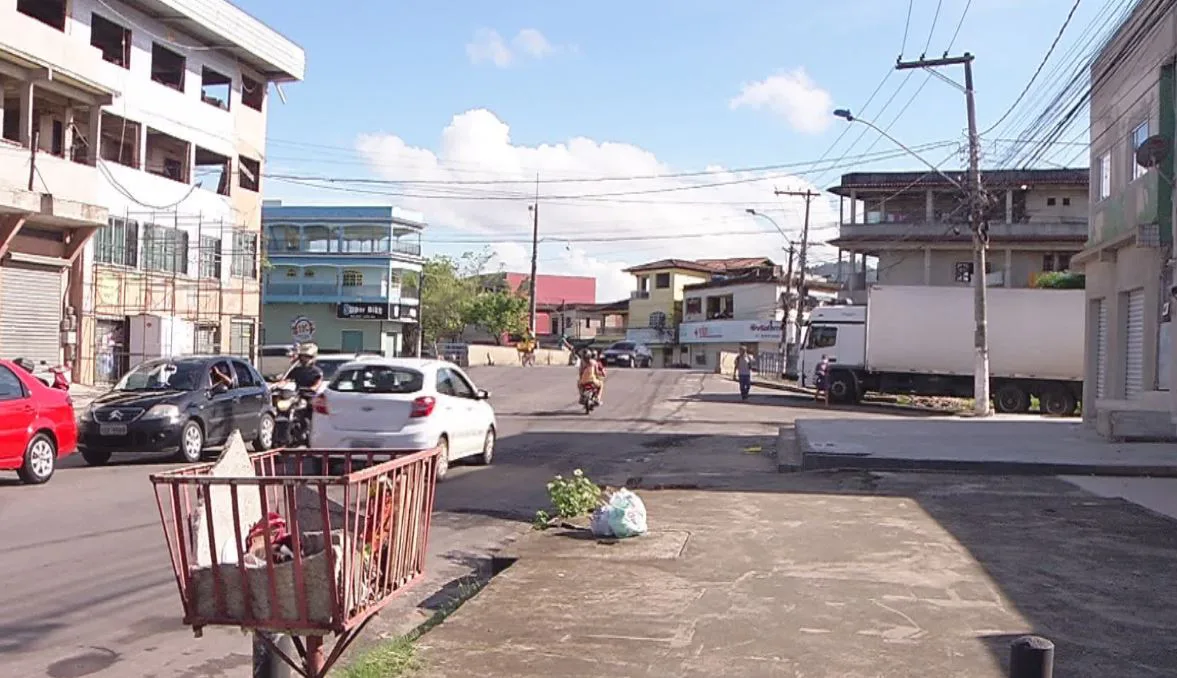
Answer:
(465, 29, 514, 68)
(466, 28, 565, 68)
(729, 68, 834, 135)
(353, 109, 838, 301)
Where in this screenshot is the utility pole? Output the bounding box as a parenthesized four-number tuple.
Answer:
(781, 241, 796, 377)
(774, 190, 818, 374)
(527, 174, 539, 335)
(897, 52, 990, 416)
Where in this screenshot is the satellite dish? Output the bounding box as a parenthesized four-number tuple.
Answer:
(1135, 134, 1169, 169)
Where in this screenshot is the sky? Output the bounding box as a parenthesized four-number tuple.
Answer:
(239, 0, 1122, 301)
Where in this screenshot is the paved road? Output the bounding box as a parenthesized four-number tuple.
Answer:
(0, 367, 887, 677)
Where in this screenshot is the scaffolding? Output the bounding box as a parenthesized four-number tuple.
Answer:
(78, 208, 263, 386)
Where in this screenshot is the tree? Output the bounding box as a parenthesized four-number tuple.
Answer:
(418, 248, 501, 345)
(464, 291, 529, 344)
(1033, 272, 1085, 289)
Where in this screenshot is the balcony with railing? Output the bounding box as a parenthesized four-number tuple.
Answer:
(264, 222, 423, 258)
(264, 264, 421, 303)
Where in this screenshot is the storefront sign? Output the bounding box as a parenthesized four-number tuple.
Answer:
(290, 315, 316, 342)
(338, 302, 390, 320)
(679, 319, 783, 344)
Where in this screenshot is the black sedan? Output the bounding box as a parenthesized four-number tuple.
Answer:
(78, 356, 275, 465)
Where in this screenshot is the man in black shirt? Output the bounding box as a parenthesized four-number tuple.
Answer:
(285, 342, 323, 391)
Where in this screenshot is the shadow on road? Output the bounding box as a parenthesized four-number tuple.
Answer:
(677, 391, 958, 417)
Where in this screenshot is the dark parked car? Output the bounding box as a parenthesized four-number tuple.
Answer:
(601, 341, 654, 368)
(78, 356, 275, 465)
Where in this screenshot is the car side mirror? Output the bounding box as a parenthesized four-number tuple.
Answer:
(475, 389, 490, 400)
(209, 383, 229, 396)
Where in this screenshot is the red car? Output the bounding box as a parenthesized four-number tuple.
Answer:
(0, 359, 77, 484)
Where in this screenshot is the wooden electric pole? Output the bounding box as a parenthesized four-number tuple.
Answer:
(527, 174, 539, 335)
(897, 52, 990, 416)
(774, 190, 818, 376)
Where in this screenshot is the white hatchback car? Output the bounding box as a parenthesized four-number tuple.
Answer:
(309, 358, 496, 478)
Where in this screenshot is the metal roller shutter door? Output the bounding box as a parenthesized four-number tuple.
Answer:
(1095, 300, 1108, 398)
(0, 264, 63, 367)
(1124, 290, 1145, 399)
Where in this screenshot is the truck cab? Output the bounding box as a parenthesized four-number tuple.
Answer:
(799, 305, 866, 389)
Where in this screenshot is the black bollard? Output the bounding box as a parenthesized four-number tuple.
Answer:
(1009, 635, 1054, 678)
(253, 632, 295, 678)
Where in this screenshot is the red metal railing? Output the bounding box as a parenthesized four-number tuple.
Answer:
(150, 448, 440, 676)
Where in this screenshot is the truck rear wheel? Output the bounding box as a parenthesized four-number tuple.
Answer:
(994, 383, 1030, 414)
(828, 372, 859, 404)
(1040, 387, 1077, 417)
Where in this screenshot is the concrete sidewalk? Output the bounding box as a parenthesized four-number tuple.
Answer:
(793, 417, 1177, 476)
(413, 473, 1177, 677)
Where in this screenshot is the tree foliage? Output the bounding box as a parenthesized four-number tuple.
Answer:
(1033, 272, 1085, 289)
(464, 290, 529, 343)
(419, 248, 529, 345)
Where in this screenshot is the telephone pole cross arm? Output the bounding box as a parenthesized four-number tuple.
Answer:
(895, 52, 991, 417)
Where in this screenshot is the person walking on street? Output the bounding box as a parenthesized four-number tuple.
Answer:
(734, 346, 755, 400)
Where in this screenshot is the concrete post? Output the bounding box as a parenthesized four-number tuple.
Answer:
(926, 189, 934, 222)
(923, 247, 932, 285)
(87, 106, 102, 165)
(1008, 635, 1053, 678)
(17, 80, 34, 146)
(1005, 189, 1013, 224)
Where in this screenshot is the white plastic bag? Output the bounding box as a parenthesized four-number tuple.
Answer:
(605, 489, 647, 538)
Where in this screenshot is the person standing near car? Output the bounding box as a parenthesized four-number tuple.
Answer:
(734, 346, 755, 400)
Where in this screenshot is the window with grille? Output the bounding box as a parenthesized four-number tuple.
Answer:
(194, 324, 218, 354)
(228, 320, 255, 359)
(95, 217, 139, 267)
(342, 270, 364, 287)
(143, 224, 188, 274)
(198, 236, 221, 279)
(231, 231, 258, 278)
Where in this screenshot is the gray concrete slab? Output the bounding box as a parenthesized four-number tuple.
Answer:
(416, 476, 1177, 677)
(796, 417, 1177, 476)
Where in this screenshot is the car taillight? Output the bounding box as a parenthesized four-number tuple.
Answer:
(312, 395, 329, 415)
(410, 396, 436, 418)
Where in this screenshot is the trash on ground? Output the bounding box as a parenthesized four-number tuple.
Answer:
(590, 488, 648, 539)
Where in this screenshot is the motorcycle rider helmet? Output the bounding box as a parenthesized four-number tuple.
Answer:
(296, 342, 319, 359)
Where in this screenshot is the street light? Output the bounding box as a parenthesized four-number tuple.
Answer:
(746, 208, 800, 377)
(832, 109, 963, 189)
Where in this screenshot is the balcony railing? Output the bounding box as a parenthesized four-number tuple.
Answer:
(837, 219, 1087, 241)
(631, 290, 650, 300)
(264, 281, 420, 301)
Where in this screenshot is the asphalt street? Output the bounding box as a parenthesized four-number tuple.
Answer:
(0, 366, 889, 678)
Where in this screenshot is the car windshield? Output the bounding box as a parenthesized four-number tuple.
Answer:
(114, 361, 203, 392)
(330, 366, 424, 394)
(609, 342, 635, 351)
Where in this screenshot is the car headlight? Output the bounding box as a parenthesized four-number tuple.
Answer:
(80, 404, 95, 421)
(143, 404, 181, 420)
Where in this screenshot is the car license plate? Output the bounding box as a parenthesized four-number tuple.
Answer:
(99, 424, 128, 436)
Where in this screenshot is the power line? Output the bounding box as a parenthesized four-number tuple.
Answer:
(923, 0, 945, 55)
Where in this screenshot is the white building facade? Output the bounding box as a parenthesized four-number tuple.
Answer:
(0, 0, 304, 383)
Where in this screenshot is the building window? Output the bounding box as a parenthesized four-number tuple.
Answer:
(284, 268, 297, 278)
(200, 67, 231, 110)
(341, 270, 364, 287)
(1062, 197, 1071, 206)
(228, 320, 255, 360)
(95, 217, 138, 267)
(143, 224, 188, 274)
(198, 236, 221, 278)
(231, 231, 258, 278)
(90, 13, 131, 68)
(194, 324, 219, 354)
(1042, 252, 1072, 273)
(1098, 152, 1111, 200)
(685, 298, 702, 315)
(954, 261, 993, 283)
(17, 0, 66, 30)
(1046, 197, 1057, 206)
(150, 43, 186, 91)
(242, 75, 265, 111)
(239, 155, 261, 192)
(654, 272, 671, 289)
(99, 113, 141, 168)
(194, 147, 231, 195)
(145, 128, 190, 183)
(648, 311, 667, 329)
(1132, 121, 1150, 180)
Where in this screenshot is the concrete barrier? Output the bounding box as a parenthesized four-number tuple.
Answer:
(467, 345, 570, 367)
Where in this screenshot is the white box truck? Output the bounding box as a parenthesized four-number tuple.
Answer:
(798, 285, 1085, 415)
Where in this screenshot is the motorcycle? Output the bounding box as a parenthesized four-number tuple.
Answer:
(14, 358, 69, 390)
(578, 383, 601, 414)
(271, 382, 316, 448)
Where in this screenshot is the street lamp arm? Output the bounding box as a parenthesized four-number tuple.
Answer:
(832, 109, 963, 191)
